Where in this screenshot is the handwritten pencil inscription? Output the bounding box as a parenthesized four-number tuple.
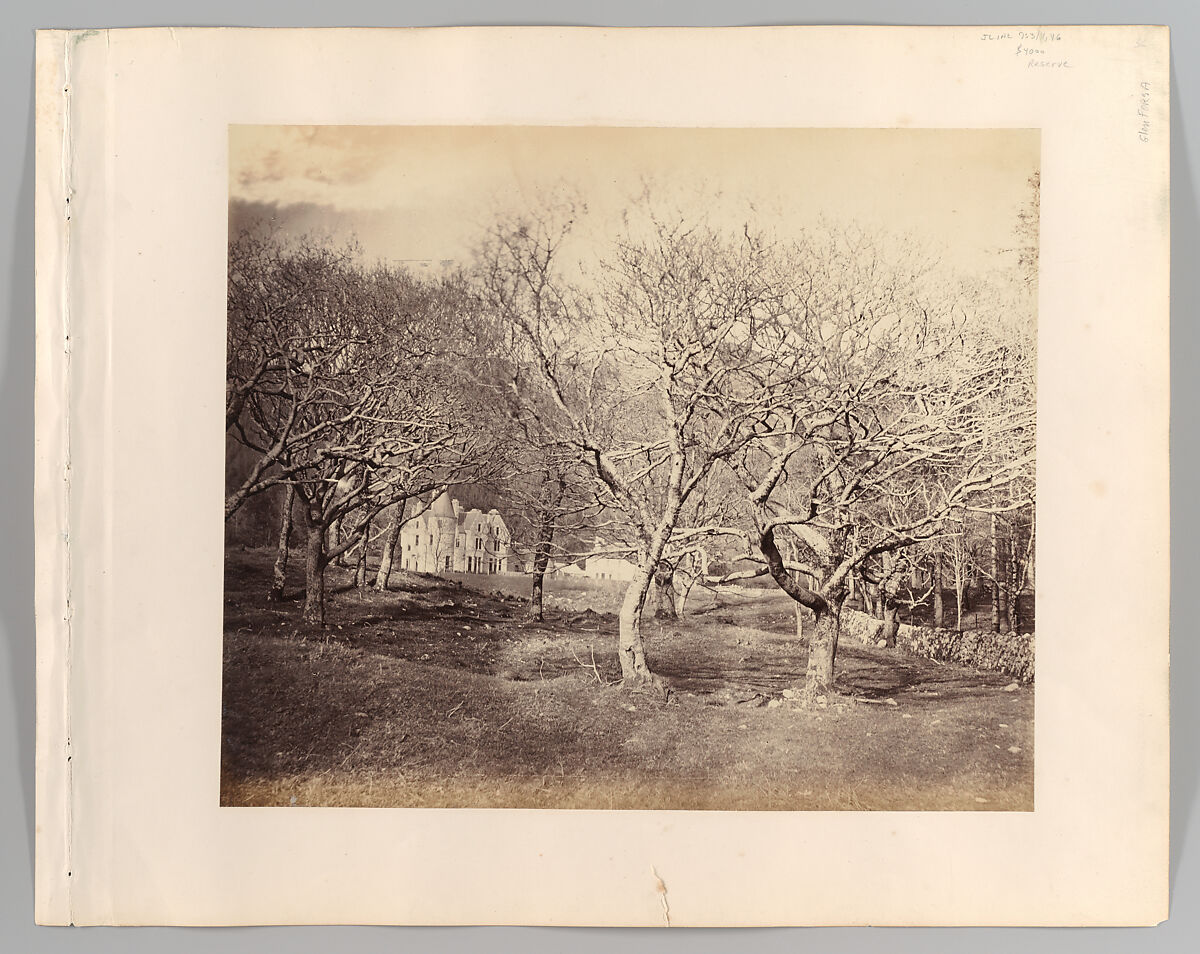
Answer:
(980, 29, 1072, 69)
(1138, 82, 1151, 143)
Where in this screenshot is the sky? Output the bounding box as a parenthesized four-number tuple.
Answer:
(228, 125, 1039, 279)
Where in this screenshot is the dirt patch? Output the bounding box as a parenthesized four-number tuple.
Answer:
(222, 548, 1034, 810)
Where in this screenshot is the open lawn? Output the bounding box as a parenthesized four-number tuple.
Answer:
(221, 547, 1034, 811)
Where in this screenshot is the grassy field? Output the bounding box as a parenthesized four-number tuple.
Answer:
(221, 547, 1034, 811)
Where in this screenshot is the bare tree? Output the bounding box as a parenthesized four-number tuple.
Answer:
(475, 210, 793, 691)
(227, 235, 506, 623)
(225, 236, 376, 520)
(726, 232, 1036, 697)
(508, 451, 602, 621)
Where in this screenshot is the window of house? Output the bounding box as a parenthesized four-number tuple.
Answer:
(445, 556, 451, 570)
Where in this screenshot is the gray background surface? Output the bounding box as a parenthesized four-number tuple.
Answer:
(1, 2, 1193, 949)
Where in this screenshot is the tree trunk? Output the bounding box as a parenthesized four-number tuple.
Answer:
(676, 566, 699, 617)
(617, 565, 662, 691)
(528, 546, 551, 623)
(1026, 509, 1036, 590)
(354, 521, 369, 588)
(881, 601, 898, 648)
(880, 552, 900, 646)
(997, 536, 1011, 632)
(527, 507, 556, 621)
(372, 505, 403, 592)
(1007, 541, 1021, 633)
(681, 559, 700, 619)
(932, 553, 944, 629)
(529, 571, 546, 622)
(991, 514, 1002, 634)
(337, 517, 356, 569)
(953, 551, 966, 630)
(867, 582, 881, 618)
(804, 595, 844, 694)
(301, 503, 327, 626)
(654, 561, 678, 619)
(754, 524, 840, 697)
(268, 484, 295, 603)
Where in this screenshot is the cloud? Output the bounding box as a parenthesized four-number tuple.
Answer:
(227, 126, 1040, 277)
(230, 126, 403, 206)
(227, 198, 472, 271)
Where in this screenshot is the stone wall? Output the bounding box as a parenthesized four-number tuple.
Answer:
(840, 608, 1035, 684)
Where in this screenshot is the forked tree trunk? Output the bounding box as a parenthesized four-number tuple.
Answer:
(932, 553, 945, 629)
(268, 484, 295, 603)
(754, 524, 845, 699)
(373, 505, 403, 592)
(301, 503, 327, 626)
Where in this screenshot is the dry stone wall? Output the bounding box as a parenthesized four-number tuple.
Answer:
(840, 608, 1035, 684)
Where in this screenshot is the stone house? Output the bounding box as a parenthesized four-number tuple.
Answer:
(397, 492, 514, 575)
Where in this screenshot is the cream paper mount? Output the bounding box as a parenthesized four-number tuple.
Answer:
(34, 26, 1169, 926)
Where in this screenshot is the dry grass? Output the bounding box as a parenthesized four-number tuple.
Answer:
(221, 547, 1034, 811)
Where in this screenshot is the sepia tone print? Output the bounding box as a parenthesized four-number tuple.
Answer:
(221, 126, 1037, 811)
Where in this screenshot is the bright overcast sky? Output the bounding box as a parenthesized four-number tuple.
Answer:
(229, 125, 1039, 279)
